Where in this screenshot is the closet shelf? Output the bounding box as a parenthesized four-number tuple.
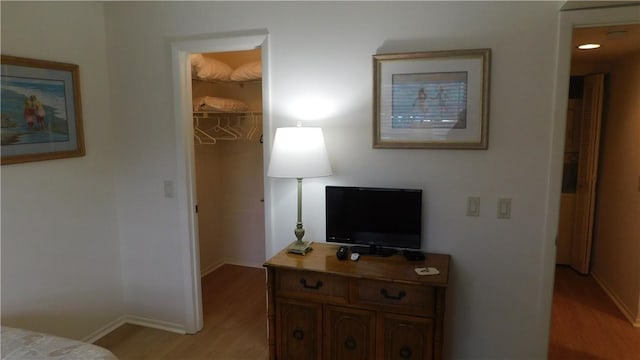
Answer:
(193, 110, 262, 118)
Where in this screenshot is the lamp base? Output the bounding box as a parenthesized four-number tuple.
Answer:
(286, 240, 313, 255)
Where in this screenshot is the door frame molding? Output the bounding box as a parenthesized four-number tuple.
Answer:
(170, 30, 271, 333)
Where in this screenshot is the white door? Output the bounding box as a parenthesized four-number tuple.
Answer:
(570, 73, 604, 274)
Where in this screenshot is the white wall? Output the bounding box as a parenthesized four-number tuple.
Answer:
(592, 52, 640, 325)
(104, 2, 562, 358)
(194, 124, 266, 273)
(1, 2, 123, 340)
(2, 2, 636, 355)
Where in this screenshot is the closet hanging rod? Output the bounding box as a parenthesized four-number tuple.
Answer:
(193, 111, 262, 117)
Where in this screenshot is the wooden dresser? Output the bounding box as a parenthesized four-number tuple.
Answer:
(263, 243, 450, 360)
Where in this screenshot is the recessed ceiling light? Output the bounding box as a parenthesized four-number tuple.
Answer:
(578, 43, 601, 50)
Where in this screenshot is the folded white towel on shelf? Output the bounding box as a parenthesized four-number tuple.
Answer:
(193, 96, 249, 113)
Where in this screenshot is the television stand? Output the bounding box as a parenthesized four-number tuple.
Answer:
(264, 243, 450, 360)
(350, 245, 396, 257)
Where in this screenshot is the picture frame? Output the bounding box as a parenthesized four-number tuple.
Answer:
(373, 49, 490, 149)
(1, 55, 85, 165)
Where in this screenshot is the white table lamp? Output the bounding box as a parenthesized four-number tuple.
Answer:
(267, 126, 332, 255)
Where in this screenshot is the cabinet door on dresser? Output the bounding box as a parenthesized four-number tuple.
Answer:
(324, 305, 376, 360)
(276, 299, 322, 360)
(378, 313, 434, 360)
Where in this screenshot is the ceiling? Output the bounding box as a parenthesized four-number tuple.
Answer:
(562, 1, 640, 11)
(572, 23, 640, 63)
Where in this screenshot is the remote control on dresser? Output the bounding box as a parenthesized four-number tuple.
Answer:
(336, 246, 348, 260)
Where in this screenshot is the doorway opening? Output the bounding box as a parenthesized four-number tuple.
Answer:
(170, 31, 271, 333)
(191, 48, 266, 276)
(549, 18, 640, 358)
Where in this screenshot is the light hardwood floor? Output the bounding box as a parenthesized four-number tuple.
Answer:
(97, 264, 640, 359)
(95, 264, 269, 360)
(549, 266, 640, 360)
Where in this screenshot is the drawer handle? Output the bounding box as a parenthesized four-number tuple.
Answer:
(380, 288, 406, 301)
(292, 327, 304, 340)
(400, 345, 413, 359)
(344, 336, 357, 350)
(300, 278, 323, 290)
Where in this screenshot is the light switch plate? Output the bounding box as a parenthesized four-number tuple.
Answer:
(164, 180, 174, 198)
(467, 196, 480, 217)
(497, 198, 511, 219)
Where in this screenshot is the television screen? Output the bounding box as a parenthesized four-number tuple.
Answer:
(325, 186, 422, 256)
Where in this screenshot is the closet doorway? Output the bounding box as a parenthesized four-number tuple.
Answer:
(170, 31, 271, 333)
(191, 49, 266, 276)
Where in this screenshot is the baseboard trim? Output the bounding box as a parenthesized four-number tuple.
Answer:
(223, 259, 265, 269)
(201, 260, 265, 278)
(592, 271, 640, 327)
(83, 316, 128, 343)
(200, 261, 224, 278)
(124, 315, 186, 335)
(84, 315, 186, 343)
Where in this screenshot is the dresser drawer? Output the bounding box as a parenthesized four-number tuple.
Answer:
(276, 269, 348, 303)
(352, 279, 435, 316)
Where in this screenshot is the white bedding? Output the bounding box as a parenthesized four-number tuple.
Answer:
(1, 326, 118, 360)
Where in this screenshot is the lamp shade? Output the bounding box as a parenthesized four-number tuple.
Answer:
(267, 127, 332, 178)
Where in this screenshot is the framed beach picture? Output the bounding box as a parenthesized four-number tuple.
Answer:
(1, 55, 84, 165)
(373, 49, 490, 149)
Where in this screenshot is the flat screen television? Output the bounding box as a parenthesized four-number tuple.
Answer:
(325, 186, 422, 256)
